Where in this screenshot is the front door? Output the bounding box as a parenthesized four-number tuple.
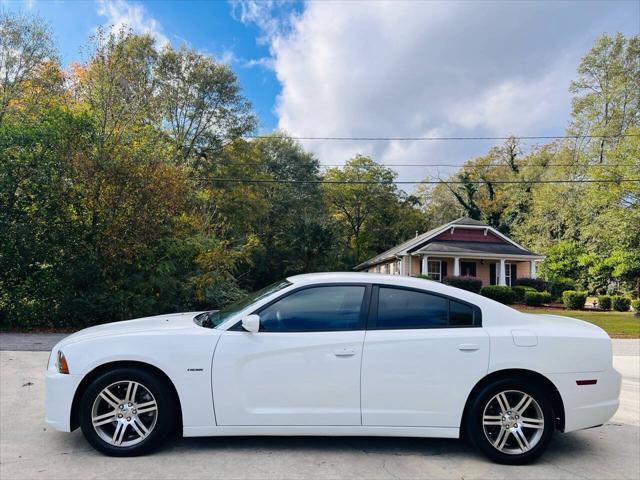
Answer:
(212, 284, 369, 426)
(461, 261, 477, 277)
(361, 285, 489, 427)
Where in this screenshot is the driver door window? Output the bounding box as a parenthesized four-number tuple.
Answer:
(259, 285, 367, 332)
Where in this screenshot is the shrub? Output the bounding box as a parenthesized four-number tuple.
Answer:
(631, 299, 640, 317)
(524, 291, 552, 307)
(597, 295, 612, 310)
(562, 290, 588, 310)
(481, 285, 516, 304)
(612, 296, 631, 312)
(548, 277, 576, 301)
(511, 285, 536, 303)
(514, 277, 547, 291)
(415, 274, 434, 280)
(442, 276, 482, 293)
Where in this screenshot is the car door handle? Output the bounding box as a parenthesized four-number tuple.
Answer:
(334, 348, 357, 357)
(458, 344, 479, 352)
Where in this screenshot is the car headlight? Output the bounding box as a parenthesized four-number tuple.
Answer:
(56, 350, 69, 374)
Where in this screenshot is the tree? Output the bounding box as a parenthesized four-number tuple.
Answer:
(570, 33, 640, 163)
(434, 136, 539, 234)
(0, 11, 57, 123)
(578, 131, 640, 294)
(156, 45, 256, 163)
(323, 155, 426, 264)
(0, 109, 94, 327)
(198, 134, 333, 290)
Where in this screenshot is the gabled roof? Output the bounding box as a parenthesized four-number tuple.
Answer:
(354, 217, 541, 270)
(418, 240, 539, 257)
(449, 217, 487, 226)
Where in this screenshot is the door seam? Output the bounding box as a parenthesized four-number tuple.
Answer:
(359, 330, 367, 426)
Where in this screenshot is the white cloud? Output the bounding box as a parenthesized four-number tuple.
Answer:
(230, 0, 289, 44)
(97, 0, 169, 48)
(239, 0, 638, 185)
(243, 56, 275, 70)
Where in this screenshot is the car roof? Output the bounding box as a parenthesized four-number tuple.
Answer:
(287, 271, 448, 290)
(287, 272, 494, 304)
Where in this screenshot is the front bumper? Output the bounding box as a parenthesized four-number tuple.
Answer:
(547, 366, 622, 433)
(45, 369, 83, 432)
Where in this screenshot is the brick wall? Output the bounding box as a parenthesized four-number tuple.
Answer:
(477, 262, 491, 286)
(516, 261, 531, 278)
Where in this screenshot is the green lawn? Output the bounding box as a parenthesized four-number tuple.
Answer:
(515, 307, 640, 338)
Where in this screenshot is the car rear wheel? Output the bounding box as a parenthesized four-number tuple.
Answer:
(79, 367, 176, 456)
(466, 379, 555, 464)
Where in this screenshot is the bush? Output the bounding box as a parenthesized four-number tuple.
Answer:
(511, 285, 537, 303)
(597, 295, 612, 310)
(514, 278, 547, 291)
(631, 299, 640, 317)
(442, 276, 482, 293)
(548, 277, 576, 301)
(562, 290, 588, 310)
(481, 285, 516, 304)
(612, 296, 631, 312)
(524, 291, 552, 307)
(415, 274, 434, 280)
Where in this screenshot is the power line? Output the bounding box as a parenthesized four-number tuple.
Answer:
(243, 134, 639, 141)
(201, 178, 640, 185)
(214, 162, 635, 169)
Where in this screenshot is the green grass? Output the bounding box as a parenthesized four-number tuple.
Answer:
(515, 307, 640, 338)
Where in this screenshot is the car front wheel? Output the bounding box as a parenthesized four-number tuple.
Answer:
(466, 379, 555, 464)
(79, 367, 176, 456)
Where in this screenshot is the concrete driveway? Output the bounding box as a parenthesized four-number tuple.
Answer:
(1, 342, 638, 480)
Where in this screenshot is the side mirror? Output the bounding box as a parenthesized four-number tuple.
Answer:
(241, 314, 260, 333)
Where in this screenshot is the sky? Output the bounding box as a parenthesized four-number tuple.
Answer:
(2, 0, 639, 185)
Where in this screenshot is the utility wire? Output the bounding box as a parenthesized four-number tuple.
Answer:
(243, 134, 639, 141)
(213, 162, 635, 168)
(201, 178, 640, 185)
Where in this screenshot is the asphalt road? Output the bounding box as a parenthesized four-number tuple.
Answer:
(1, 347, 638, 480)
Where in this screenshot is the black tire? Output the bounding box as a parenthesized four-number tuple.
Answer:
(79, 367, 176, 456)
(465, 378, 555, 465)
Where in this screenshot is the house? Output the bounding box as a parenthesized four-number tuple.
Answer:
(354, 217, 544, 287)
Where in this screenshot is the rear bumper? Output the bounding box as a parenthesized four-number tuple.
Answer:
(547, 367, 621, 433)
(45, 369, 83, 432)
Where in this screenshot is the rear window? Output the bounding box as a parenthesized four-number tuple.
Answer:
(373, 287, 479, 329)
(449, 300, 474, 326)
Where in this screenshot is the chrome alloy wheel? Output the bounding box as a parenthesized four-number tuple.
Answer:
(482, 390, 545, 455)
(91, 381, 158, 447)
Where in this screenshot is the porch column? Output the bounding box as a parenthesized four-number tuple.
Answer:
(454, 257, 460, 276)
(421, 255, 428, 275)
(399, 256, 405, 276)
(408, 254, 412, 276)
(499, 259, 507, 286)
(530, 260, 537, 279)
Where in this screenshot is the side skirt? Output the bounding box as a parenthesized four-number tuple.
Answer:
(183, 425, 459, 438)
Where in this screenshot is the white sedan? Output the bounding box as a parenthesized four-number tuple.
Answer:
(45, 273, 621, 464)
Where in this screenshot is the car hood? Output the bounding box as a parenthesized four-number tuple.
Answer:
(55, 312, 206, 348)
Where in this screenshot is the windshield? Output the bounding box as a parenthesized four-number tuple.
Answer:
(194, 280, 292, 329)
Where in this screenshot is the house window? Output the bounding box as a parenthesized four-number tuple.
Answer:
(427, 260, 442, 281)
(505, 262, 513, 286)
(496, 262, 514, 286)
